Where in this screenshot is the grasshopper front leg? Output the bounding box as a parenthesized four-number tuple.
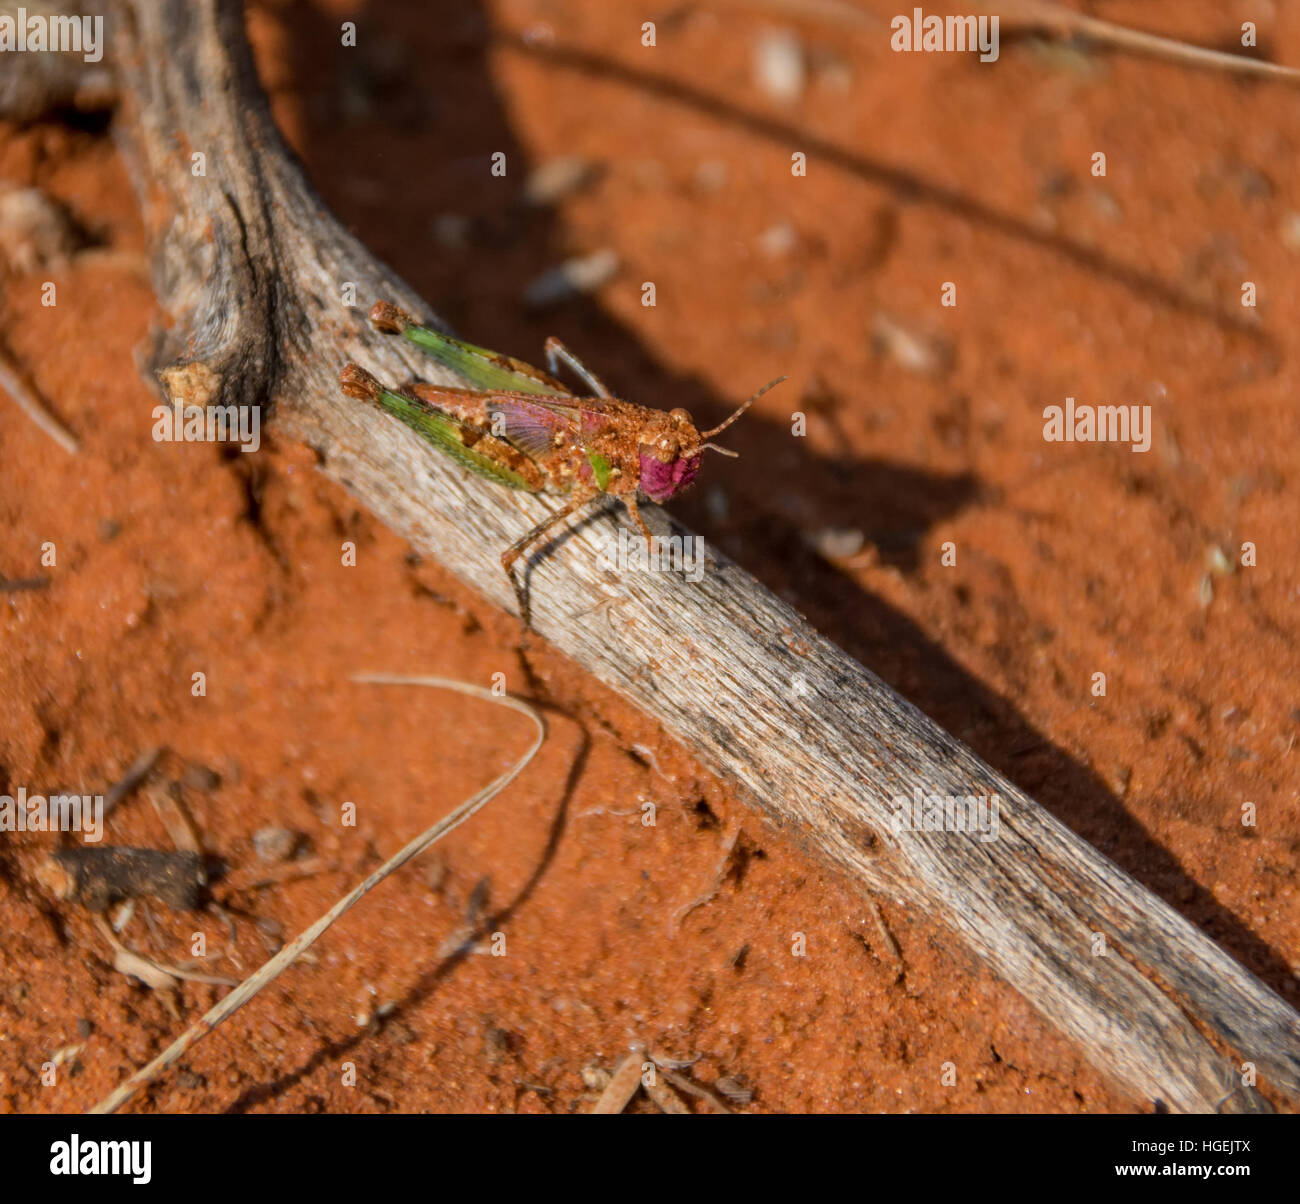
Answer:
(502, 493, 596, 627)
(622, 495, 654, 551)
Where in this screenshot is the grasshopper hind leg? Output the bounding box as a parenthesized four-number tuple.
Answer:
(544, 337, 612, 399)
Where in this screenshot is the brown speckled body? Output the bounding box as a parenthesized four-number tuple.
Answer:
(408, 383, 704, 505)
(341, 302, 781, 624)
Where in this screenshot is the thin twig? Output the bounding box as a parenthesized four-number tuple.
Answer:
(147, 784, 204, 854)
(670, 822, 743, 934)
(865, 896, 901, 964)
(102, 747, 164, 819)
(89, 675, 545, 1114)
(661, 1067, 733, 1114)
(0, 340, 79, 454)
(1003, 0, 1300, 82)
(591, 1044, 647, 1114)
(714, 0, 1300, 83)
(643, 1072, 691, 1114)
(214, 855, 338, 896)
(704, 0, 880, 29)
(93, 915, 239, 988)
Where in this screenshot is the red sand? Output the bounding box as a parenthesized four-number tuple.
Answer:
(0, 0, 1295, 1112)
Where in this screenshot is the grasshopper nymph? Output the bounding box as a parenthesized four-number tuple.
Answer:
(340, 301, 784, 625)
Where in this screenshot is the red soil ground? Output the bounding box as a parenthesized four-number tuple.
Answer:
(0, 0, 1296, 1112)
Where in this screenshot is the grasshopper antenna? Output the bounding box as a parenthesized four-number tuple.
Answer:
(699, 376, 787, 440)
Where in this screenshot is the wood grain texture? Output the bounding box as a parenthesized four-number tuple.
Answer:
(18, 0, 1295, 1112)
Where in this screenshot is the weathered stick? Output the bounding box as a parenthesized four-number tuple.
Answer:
(11, 0, 1297, 1112)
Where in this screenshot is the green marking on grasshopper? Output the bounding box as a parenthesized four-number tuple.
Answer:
(586, 451, 612, 491)
(372, 302, 567, 397)
(364, 379, 537, 491)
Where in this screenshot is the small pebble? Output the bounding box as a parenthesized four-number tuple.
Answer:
(522, 23, 555, 48)
(522, 248, 618, 308)
(252, 825, 296, 864)
(181, 763, 221, 792)
(430, 214, 472, 250)
(871, 313, 953, 377)
(693, 161, 727, 194)
(807, 527, 865, 561)
(757, 222, 798, 258)
(753, 28, 805, 103)
(1280, 212, 1300, 251)
(1204, 545, 1233, 576)
(0, 185, 85, 275)
(715, 1074, 754, 1104)
(524, 156, 599, 206)
(814, 57, 852, 94)
(385, 1020, 418, 1045)
(355, 985, 377, 1027)
(1088, 191, 1122, 221)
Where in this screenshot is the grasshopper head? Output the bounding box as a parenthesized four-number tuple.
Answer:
(638, 408, 703, 502)
(637, 378, 787, 503)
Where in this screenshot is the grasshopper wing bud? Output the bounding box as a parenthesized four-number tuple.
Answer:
(339, 362, 383, 403)
(369, 300, 416, 334)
